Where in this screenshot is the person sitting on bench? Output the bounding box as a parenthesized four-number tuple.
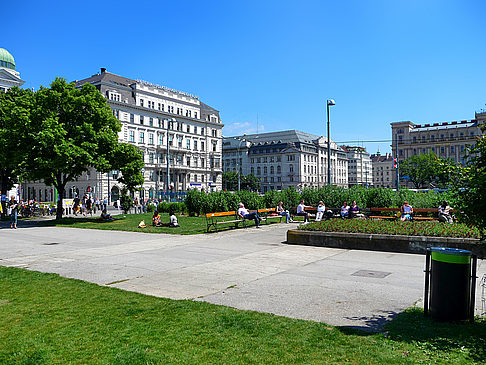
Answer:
(276, 201, 293, 223)
(340, 201, 350, 219)
(438, 201, 453, 224)
(296, 200, 309, 223)
(400, 201, 413, 221)
(349, 201, 363, 218)
(315, 201, 333, 221)
(238, 203, 261, 228)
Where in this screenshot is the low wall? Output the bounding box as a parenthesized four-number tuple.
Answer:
(286, 230, 486, 258)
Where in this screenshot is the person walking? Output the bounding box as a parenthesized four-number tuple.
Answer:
(8, 196, 18, 229)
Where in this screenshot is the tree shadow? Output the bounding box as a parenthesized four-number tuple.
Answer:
(383, 308, 486, 363)
(337, 310, 399, 334)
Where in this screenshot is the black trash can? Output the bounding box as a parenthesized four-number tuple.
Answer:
(427, 247, 473, 321)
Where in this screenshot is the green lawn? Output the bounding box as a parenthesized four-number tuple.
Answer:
(44, 213, 264, 235)
(0, 267, 484, 364)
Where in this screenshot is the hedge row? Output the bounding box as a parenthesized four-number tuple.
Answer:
(185, 186, 455, 216)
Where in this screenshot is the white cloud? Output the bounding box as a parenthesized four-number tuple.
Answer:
(223, 122, 265, 136)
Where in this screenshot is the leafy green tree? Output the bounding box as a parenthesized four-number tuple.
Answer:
(222, 171, 239, 191)
(0, 87, 33, 198)
(22, 78, 122, 219)
(241, 174, 260, 191)
(399, 152, 449, 189)
(112, 143, 144, 195)
(453, 127, 486, 234)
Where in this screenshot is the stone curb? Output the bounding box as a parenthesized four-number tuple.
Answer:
(286, 229, 486, 258)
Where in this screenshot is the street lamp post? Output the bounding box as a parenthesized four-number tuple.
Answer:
(236, 135, 246, 191)
(326, 99, 335, 185)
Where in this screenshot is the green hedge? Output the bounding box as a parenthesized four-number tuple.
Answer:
(185, 186, 455, 216)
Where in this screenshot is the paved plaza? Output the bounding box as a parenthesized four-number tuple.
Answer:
(1, 223, 484, 331)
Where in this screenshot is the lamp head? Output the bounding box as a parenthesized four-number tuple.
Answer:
(327, 99, 335, 106)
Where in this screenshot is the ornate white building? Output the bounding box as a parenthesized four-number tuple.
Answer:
(223, 130, 348, 192)
(340, 146, 373, 187)
(1, 48, 25, 201)
(0, 48, 25, 92)
(22, 68, 224, 203)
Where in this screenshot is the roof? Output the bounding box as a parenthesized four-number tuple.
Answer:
(370, 154, 393, 162)
(228, 130, 321, 146)
(0, 48, 15, 70)
(75, 70, 136, 88)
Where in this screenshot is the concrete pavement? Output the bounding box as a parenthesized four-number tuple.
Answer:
(1, 223, 484, 331)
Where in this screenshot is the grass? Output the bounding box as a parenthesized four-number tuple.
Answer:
(42, 212, 270, 235)
(299, 219, 482, 239)
(0, 266, 485, 364)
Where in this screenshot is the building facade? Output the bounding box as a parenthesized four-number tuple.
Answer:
(1, 48, 25, 201)
(223, 130, 348, 192)
(23, 68, 223, 202)
(340, 146, 373, 187)
(0, 48, 24, 92)
(370, 152, 395, 188)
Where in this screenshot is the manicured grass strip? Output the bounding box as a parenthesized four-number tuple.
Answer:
(1, 267, 485, 364)
(43, 213, 268, 235)
(300, 219, 482, 239)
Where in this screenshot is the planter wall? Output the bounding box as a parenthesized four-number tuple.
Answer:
(286, 230, 486, 258)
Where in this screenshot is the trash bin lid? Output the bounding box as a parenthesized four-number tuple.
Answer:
(430, 247, 472, 264)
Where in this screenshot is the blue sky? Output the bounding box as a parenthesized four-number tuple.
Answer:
(4, 0, 486, 153)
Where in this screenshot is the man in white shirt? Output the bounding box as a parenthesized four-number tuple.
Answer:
(296, 200, 309, 222)
(237, 203, 261, 228)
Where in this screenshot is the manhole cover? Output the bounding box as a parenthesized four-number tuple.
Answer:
(351, 270, 391, 278)
(42, 242, 60, 245)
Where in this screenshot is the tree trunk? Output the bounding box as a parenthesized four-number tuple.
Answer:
(55, 177, 66, 220)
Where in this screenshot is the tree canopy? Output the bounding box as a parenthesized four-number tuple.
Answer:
(399, 152, 452, 189)
(0, 78, 144, 219)
(222, 171, 260, 191)
(0, 87, 33, 196)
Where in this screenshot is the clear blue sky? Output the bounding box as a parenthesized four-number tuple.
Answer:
(4, 0, 486, 153)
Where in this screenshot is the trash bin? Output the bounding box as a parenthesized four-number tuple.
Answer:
(425, 247, 476, 321)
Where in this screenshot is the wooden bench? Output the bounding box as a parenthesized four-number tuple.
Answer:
(205, 211, 245, 232)
(257, 208, 283, 224)
(368, 207, 441, 221)
(290, 206, 340, 221)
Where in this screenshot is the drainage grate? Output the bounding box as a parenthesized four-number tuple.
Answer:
(351, 270, 391, 279)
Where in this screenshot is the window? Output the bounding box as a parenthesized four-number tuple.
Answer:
(178, 137, 183, 148)
(130, 114, 134, 123)
(149, 133, 154, 145)
(277, 166, 281, 174)
(194, 140, 198, 150)
(140, 99, 144, 107)
(289, 164, 294, 173)
(212, 142, 217, 152)
(451, 146, 455, 153)
(168, 135, 173, 146)
(201, 142, 205, 151)
(257, 167, 261, 175)
(140, 116, 144, 125)
(139, 132, 145, 143)
(264, 166, 268, 174)
(270, 166, 274, 174)
(149, 117, 153, 126)
(129, 130, 135, 142)
(186, 140, 191, 149)
(149, 153, 154, 163)
(251, 167, 254, 174)
(194, 112, 198, 119)
(159, 134, 164, 145)
(201, 128, 204, 135)
(186, 125, 191, 133)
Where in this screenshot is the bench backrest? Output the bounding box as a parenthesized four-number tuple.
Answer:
(205, 211, 236, 218)
(370, 207, 449, 213)
(258, 208, 277, 213)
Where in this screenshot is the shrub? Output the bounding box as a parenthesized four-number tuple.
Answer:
(146, 204, 155, 213)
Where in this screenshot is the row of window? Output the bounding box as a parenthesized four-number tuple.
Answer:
(128, 130, 217, 151)
(139, 98, 199, 119)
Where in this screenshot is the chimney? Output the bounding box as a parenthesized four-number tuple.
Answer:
(101, 67, 106, 74)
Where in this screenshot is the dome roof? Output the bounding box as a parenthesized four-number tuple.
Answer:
(0, 48, 16, 70)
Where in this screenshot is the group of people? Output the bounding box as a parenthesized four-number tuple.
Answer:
(73, 195, 104, 216)
(152, 210, 179, 227)
(397, 200, 453, 223)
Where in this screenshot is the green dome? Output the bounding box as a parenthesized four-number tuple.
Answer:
(0, 48, 16, 70)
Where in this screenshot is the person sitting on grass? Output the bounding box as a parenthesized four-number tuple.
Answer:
(99, 209, 114, 222)
(152, 210, 162, 226)
(238, 202, 261, 228)
(157, 208, 179, 227)
(340, 201, 350, 219)
(400, 201, 413, 221)
(438, 201, 453, 224)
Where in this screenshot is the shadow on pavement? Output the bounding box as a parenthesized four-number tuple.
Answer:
(338, 310, 399, 333)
